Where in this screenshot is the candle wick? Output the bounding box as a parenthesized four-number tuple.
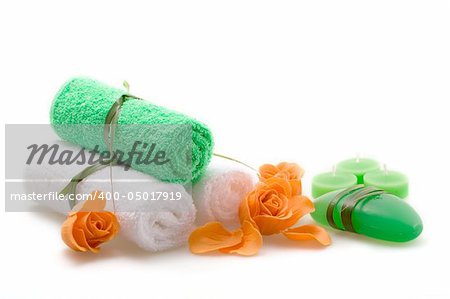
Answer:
(332, 165, 336, 176)
(383, 164, 388, 175)
(356, 153, 360, 163)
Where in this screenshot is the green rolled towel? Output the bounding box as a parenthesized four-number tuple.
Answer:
(50, 77, 214, 183)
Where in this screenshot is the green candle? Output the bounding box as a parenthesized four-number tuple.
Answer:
(364, 167, 409, 199)
(336, 157, 380, 184)
(311, 171, 358, 198)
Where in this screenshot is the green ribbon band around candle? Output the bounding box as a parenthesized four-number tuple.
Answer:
(326, 184, 362, 230)
(326, 185, 385, 233)
(340, 186, 385, 232)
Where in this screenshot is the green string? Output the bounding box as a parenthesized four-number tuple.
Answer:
(60, 81, 142, 209)
(212, 153, 258, 173)
(60, 161, 117, 209)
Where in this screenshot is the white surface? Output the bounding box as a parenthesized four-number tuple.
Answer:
(0, 0, 449, 298)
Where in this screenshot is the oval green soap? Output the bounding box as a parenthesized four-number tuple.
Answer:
(311, 189, 423, 242)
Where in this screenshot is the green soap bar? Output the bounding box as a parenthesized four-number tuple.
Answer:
(311, 188, 423, 242)
(50, 77, 214, 183)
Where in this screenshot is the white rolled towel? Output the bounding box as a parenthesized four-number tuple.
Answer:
(192, 157, 258, 228)
(23, 141, 196, 252)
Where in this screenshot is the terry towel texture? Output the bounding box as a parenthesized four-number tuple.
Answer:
(50, 77, 214, 183)
(24, 141, 197, 252)
(192, 157, 258, 228)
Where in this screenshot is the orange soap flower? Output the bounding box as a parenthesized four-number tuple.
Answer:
(239, 176, 314, 235)
(61, 191, 120, 253)
(259, 162, 304, 195)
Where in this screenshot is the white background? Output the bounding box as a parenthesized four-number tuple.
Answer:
(1, 0, 449, 298)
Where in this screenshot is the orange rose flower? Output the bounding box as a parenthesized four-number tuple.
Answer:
(61, 191, 120, 253)
(239, 176, 313, 235)
(259, 162, 304, 195)
(242, 163, 330, 244)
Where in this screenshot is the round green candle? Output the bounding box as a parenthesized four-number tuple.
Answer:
(311, 171, 357, 198)
(364, 169, 409, 199)
(336, 158, 380, 184)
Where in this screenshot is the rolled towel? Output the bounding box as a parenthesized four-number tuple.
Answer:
(50, 77, 214, 183)
(192, 157, 258, 228)
(24, 141, 196, 252)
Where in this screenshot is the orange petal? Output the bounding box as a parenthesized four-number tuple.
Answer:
(77, 212, 96, 239)
(278, 162, 304, 179)
(289, 180, 302, 196)
(72, 227, 100, 253)
(259, 164, 279, 180)
(264, 177, 293, 197)
(86, 212, 117, 240)
(61, 214, 87, 252)
(220, 221, 263, 256)
(239, 194, 257, 226)
(290, 195, 315, 218)
(252, 195, 313, 235)
(282, 225, 331, 246)
(189, 222, 243, 254)
(253, 212, 297, 235)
